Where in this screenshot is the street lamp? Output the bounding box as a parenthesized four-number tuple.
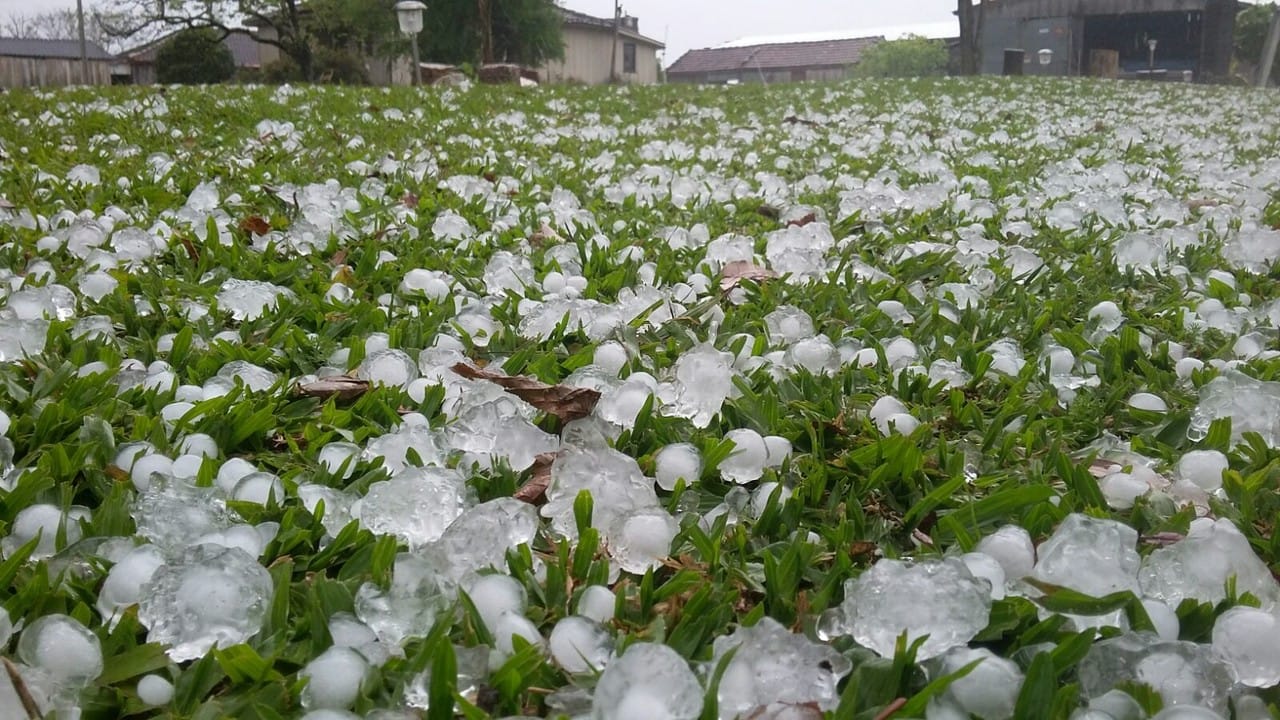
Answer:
(395, 1, 426, 86)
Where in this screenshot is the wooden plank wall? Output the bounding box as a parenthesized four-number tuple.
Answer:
(0, 57, 111, 88)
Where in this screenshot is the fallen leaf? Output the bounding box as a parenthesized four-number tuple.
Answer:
(450, 363, 600, 421)
(179, 237, 200, 262)
(719, 260, 778, 291)
(105, 465, 130, 483)
(529, 222, 562, 246)
(3, 657, 43, 720)
(756, 203, 781, 220)
(873, 698, 908, 720)
(515, 452, 558, 504)
(1140, 532, 1185, 547)
(745, 703, 823, 720)
(239, 215, 271, 235)
(294, 377, 370, 403)
(848, 541, 879, 560)
(401, 193, 419, 209)
(786, 212, 817, 228)
(0, 197, 14, 210)
(1187, 198, 1222, 211)
(330, 248, 348, 266)
(782, 114, 821, 127)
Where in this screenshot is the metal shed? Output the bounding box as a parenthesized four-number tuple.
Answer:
(980, 0, 1237, 81)
(0, 37, 114, 88)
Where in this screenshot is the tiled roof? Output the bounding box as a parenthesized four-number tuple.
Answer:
(668, 36, 883, 75)
(125, 30, 263, 68)
(0, 37, 114, 61)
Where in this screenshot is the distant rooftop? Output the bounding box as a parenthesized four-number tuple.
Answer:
(0, 37, 114, 61)
(715, 21, 959, 49)
(668, 36, 883, 76)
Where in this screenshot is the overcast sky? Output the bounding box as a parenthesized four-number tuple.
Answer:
(0, 0, 959, 64)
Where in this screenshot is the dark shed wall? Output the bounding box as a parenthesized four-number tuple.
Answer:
(989, 0, 1220, 18)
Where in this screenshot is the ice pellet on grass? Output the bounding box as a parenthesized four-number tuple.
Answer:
(214, 360, 279, 393)
(720, 429, 768, 484)
(1150, 708, 1225, 720)
(493, 611, 544, 657)
(1033, 513, 1140, 603)
(1128, 392, 1167, 413)
(1078, 633, 1234, 714)
(824, 557, 991, 660)
(301, 647, 369, 709)
(1189, 371, 1280, 446)
(17, 614, 102, 688)
(357, 349, 418, 388)
(975, 525, 1035, 581)
(1139, 518, 1280, 609)
(543, 445, 661, 541)
(1210, 606, 1280, 687)
(928, 647, 1023, 720)
(667, 344, 736, 428)
(97, 544, 166, 623)
(139, 545, 273, 661)
(137, 675, 173, 706)
(1099, 471, 1150, 510)
(549, 616, 612, 674)
(608, 507, 679, 573)
(465, 574, 527, 633)
(592, 642, 703, 720)
(231, 472, 285, 505)
(654, 443, 702, 491)
(711, 616, 850, 719)
(430, 498, 538, 581)
(317, 442, 361, 479)
(3, 503, 88, 559)
(577, 585, 616, 623)
(354, 553, 452, 647)
(1176, 450, 1228, 491)
(215, 279, 294, 321)
(358, 467, 475, 548)
(961, 553, 1007, 600)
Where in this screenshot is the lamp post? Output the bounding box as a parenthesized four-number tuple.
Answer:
(395, 1, 426, 86)
(1147, 38, 1158, 72)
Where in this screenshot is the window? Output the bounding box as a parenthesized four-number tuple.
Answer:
(623, 42, 637, 74)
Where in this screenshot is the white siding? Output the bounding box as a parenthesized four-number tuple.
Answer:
(542, 25, 660, 85)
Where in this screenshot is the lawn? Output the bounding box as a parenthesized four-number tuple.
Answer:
(1, 76, 1280, 719)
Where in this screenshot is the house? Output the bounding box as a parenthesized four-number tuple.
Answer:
(666, 35, 884, 84)
(0, 37, 113, 88)
(979, 0, 1237, 81)
(541, 8, 665, 85)
(119, 31, 267, 84)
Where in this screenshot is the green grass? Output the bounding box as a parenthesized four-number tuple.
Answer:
(1, 76, 1279, 718)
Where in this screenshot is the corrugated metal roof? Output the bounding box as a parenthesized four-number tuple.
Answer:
(126, 31, 262, 68)
(0, 37, 114, 61)
(557, 7, 664, 47)
(668, 36, 883, 75)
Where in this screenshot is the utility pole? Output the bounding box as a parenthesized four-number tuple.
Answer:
(609, 0, 620, 83)
(76, 0, 88, 82)
(1259, 6, 1280, 88)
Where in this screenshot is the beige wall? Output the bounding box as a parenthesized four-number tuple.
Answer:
(257, 26, 281, 66)
(542, 25, 660, 85)
(0, 57, 111, 88)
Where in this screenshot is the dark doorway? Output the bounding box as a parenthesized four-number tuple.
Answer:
(1083, 11, 1202, 75)
(1003, 49, 1025, 75)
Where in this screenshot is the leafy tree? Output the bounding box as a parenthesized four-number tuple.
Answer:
(854, 36, 950, 78)
(156, 27, 236, 84)
(420, 0, 564, 67)
(1237, 2, 1279, 84)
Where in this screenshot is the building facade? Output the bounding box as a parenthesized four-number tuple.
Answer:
(980, 0, 1237, 81)
(666, 36, 883, 84)
(0, 38, 113, 88)
(120, 32, 266, 85)
(541, 9, 664, 85)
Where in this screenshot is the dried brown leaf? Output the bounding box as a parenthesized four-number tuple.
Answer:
(1187, 198, 1222, 211)
(179, 237, 200, 262)
(330, 248, 349, 266)
(294, 376, 370, 403)
(719, 260, 778, 291)
(515, 452, 558, 505)
(873, 698, 908, 720)
(782, 114, 821, 127)
(239, 215, 271, 236)
(529, 222, 562, 247)
(3, 657, 43, 719)
(450, 363, 600, 421)
(401, 193, 419, 209)
(756, 203, 781, 220)
(0, 197, 14, 210)
(786, 212, 818, 228)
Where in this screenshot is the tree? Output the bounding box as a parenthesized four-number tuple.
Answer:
(3, 6, 125, 52)
(854, 36, 950, 78)
(1237, 2, 1280, 84)
(419, 0, 563, 67)
(100, 0, 317, 80)
(156, 27, 236, 83)
(956, 0, 990, 75)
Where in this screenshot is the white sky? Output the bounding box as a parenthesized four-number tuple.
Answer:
(0, 0, 962, 64)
